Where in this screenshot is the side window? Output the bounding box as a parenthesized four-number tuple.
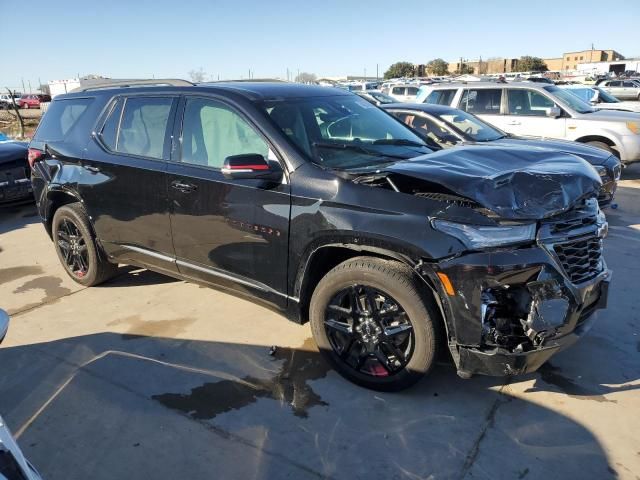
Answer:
(407, 87, 419, 96)
(116, 97, 174, 159)
(507, 90, 554, 116)
(399, 113, 453, 145)
(425, 89, 456, 106)
(459, 89, 502, 114)
(99, 99, 124, 150)
(609, 81, 621, 87)
(181, 98, 269, 168)
(623, 81, 636, 87)
(391, 87, 404, 95)
(33, 97, 93, 142)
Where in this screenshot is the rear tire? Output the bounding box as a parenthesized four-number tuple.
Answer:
(52, 203, 118, 286)
(309, 256, 440, 391)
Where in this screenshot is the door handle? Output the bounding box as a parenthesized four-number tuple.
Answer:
(507, 121, 521, 126)
(171, 180, 197, 193)
(83, 165, 101, 173)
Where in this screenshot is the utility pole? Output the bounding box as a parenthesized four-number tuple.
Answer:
(286, 68, 289, 82)
(364, 67, 366, 80)
(376, 64, 379, 81)
(21, 78, 25, 94)
(28, 80, 32, 94)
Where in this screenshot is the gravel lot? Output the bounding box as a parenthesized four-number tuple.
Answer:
(0, 166, 639, 479)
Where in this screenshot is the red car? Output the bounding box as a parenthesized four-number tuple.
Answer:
(18, 94, 51, 109)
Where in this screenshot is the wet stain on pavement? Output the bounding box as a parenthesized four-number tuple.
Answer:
(531, 363, 616, 403)
(108, 315, 197, 340)
(0, 265, 44, 284)
(13, 275, 72, 301)
(153, 338, 330, 419)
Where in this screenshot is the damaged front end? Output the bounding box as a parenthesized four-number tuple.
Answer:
(349, 145, 611, 378)
(421, 197, 610, 378)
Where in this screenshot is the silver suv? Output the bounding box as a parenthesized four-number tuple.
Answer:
(597, 80, 640, 100)
(417, 82, 640, 164)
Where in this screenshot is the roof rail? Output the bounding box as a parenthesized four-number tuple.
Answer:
(72, 79, 194, 92)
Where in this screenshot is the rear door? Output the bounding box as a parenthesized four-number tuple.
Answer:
(622, 81, 639, 99)
(167, 96, 290, 307)
(458, 87, 508, 130)
(80, 95, 179, 275)
(502, 88, 566, 139)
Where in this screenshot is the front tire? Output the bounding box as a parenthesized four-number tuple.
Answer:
(52, 203, 118, 286)
(309, 257, 440, 391)
(586, 140, 617, 157)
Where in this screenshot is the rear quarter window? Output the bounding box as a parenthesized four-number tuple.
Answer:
(33, 98, 94, 142)
(425, 89, 457, 106)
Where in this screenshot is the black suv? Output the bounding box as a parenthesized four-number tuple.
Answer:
(30, 80, 611, 390)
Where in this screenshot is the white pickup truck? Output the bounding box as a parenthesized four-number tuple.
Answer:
(0, 93, 21, 110)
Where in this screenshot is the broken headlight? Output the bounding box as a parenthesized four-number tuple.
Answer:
(432, 220, 536, 249)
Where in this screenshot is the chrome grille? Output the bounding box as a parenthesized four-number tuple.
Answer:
(554, 237, 603, 284)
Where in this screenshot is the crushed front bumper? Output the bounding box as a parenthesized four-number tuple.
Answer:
(420, 232, 610, 378)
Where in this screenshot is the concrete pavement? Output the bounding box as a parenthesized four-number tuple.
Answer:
(1, 166, 639, 479)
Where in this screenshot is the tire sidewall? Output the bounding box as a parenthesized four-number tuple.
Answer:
(310, 262, 436, 391)
(52, 205, 101, 286)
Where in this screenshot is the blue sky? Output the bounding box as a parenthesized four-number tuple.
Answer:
(2, 0, 639, 89)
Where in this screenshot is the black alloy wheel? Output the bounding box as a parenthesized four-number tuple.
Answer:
(324, 285, 414, 377)
(309, 257, 439, 391)
(52, 203, 118, 286)
(56, 218, 89, 279)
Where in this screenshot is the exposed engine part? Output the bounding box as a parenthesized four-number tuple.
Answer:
(481, 287, 531, 352)
(524, 280, 570, 344)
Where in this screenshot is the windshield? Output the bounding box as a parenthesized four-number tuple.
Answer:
(261, 95, 432, 170)
(368, 91, 397, 104)
(594, 87, 622, 103)
(435, 109, 505, 142)
(543, 85, 595, 114)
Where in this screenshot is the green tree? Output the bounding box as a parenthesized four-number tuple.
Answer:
(455, 64, 475, 75)
(517, 56, 548, 72)
(384, 62, 416, 79)
(426, 58, 449, 76)
(295, 72, 317, 84)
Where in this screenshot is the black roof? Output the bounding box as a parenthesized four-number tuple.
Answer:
(60, 81, 351, 102)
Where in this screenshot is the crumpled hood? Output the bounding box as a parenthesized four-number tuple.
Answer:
(384, 145, 602, 220)
(487, 137, 611, 165)
(0, 141, 28, 165)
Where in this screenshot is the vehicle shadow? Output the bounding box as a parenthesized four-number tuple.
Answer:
(0, 202, 38, 235)
(0, 330, 621, 480)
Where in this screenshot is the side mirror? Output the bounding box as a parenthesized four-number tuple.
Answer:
(0, 309, 8, 344)
(546, 106, 562, 118)
(222, 154, 283, 182)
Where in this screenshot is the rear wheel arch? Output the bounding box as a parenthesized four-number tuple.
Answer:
(45, 190, 88, 237)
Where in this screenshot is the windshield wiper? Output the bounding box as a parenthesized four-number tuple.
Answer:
(372, 138, 428, 147)
(312, 141, 407, 159)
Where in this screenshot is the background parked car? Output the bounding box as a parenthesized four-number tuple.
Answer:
(597, 80, 640, 100)
(382, 103, 621, 207)
(561, 85, 640, 113)
(0, 141, 33, 205)
(417, 82, 640, 164)
(383, 84, 420, 102)
(355, 90, 398, 105)
(0, 93, 21, 110)
(17, 94, 51, 109)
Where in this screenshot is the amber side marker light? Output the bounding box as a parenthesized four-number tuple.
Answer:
(437, 272, 455, 296)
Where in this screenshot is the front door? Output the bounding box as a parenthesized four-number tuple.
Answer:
(167, 96, 290, 307)
(501, 88, 567, 140)
(81, 95, 179, 275)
